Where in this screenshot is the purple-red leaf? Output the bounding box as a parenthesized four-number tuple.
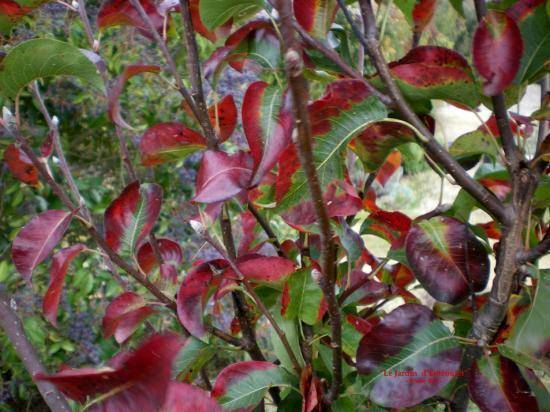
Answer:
(412, 0, 436, 35)
(104, 181, 162, 253)
(405, 216, 490, 304)
(294, 0, 338, 38)
(137, 237, 183, 275)
(97, 0, 164, 39)
(36, 333, 182, 410)
(108, 64, 160, 130)
(43, 244, 86, 326)
(12, 210, 73, 280)
(193, 150, 253, 204)
(3, 143, 39, 186)
(208, 95, 237, 142)
(361, 209, 412, 249)
(177, 259, 228, 338)
(103, 291, 155, 344)
(163, 382, 223, 412)
(473, 11, 524, 96)
(223, 254, 296, 284)
(357, 304, 462, 408)
(242, 81, 293, 185)
(469, 354, 539, 412)
(140, 122, 207, 166)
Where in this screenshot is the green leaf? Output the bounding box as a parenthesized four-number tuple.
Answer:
(199, 0, 262, 30)
(0, 39, 103, 99)
(449, 130, 499, 162)
(277, 96, 387, 211)
(498, 269, 550, 374)
(283, 269, 323, 325)
(269, 309, 305, 372)
(173, 336, 216, 381)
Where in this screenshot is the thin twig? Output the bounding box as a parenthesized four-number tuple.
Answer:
(247, 201, 287, 258)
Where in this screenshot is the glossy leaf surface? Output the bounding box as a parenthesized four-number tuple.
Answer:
(43, 244, 86, 326)
(36, 333, 182, 410)
(12, 210, 72, 280)
(103, 292, 154, 344)
(0, 39, 102, 98)
(104, 181, 162, 253)
(357, 304, 462, 408)
(211, 361, 293, 410)
(223, 254, 295, 284)
(405, 216, 490, 304)
(473, 11, 523, 96)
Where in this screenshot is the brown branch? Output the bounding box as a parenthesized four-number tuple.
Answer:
(129, 0, 217, 148)
(274, 0, 341, 403)
(0, 289, 71, 412)
(336, 0, 511, 225)
(247, 201, 287, 258)
(517, 230, 550, 265)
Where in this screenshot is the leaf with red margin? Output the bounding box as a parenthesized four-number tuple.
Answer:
(412, 0, 436, 35)
(476, 221, 502, 239)
(104, 181, 162, 254)
(357, 304, 462, 409)
(349, 122, 415, 172)
(478, 175, 511, 201)
(300, 365, 323, 412)
(43, 244, 86, 326)
(208, 95, 237, 142)
(0, 0, 41, 34)
(97, 0, 164, 39)
(103, 292, 155, 344)
(211, 361, 293, 410)
(193, 150, 253, 204)
(378, 262, 415, 288)
(140, 123, 207, 166)
(282, 268, 324, 325)
(405, 216, 490, 304)
(293, 0, 338, 38)
(346, 314, 379, 335)
(469, 354, 539, 411)
(12, 210, 73, 280)
(378, 46, 479, 109)
(163, 382, 224, 412)
(177, 259, 228, 338)
(108, 64, 160, 130)
(473, 11, 523, 96)
(237, 210, 257, 256)
(3, 143, 39, 186)
(342, 270, 391, 306)
(137, 238, 183, 275)
(507, 0, 549, 85)
(223, 254, 295, 284)
(242, 81, 293, 185)
(276, 79, 388, 211)
(36, 333, 182, 410)
(361, 209, 412, 249)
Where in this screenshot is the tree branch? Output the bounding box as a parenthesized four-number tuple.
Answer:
(337, 0, 511, 225)
(274, 0, 341, 403)
(247, 201, 287, 258)
(0, 289, 71, 412)
(517, 229, 550, 265)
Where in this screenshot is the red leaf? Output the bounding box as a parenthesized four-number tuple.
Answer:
(469, 355, 538, 411)
(3, 143, 39, 186)
(412, 0, 436, 34)
(97, 0, 164, 39)
(108, 64, 160, 130)
(12, 210, 73, 280)
(243, 81, 293, 185)
(473, 11, 524, 96)
(224, 20, 277, 72)
(137, 237, 183, 275)
(193, 150, 253, 203)
(36, 333, 183, 410)
(346, 314, 378, 335)
(40, 131, 54, 158)
(300, 365, 323, 412)
(478, 177, 511, 200)
(344, 270, 391, 305)
(294, 0, 338, 38)
(362, 209, 412, 249)
(43, 244, 86, 326)
(103, 292, 155, 344)
(405, 216, 490, 304)
(208, 95, 237, 142)
(476, 221, 502, 239)
(140, 122, 207, 166)
(163, 382, 224, 412)
(211, 361, 277, 399)
(237, 210, 257, 256)
(177, 259, 228, 338)
(104, 181, 162, 253)
(357, 304, 462, 408)
(375, 150, 401, 187)
(223, 254, 295, 284)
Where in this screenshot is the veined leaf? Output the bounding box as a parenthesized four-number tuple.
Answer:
(282, 268, 324, 325)
(12, 210, 73, 280)
(498, 269, 550, 373)
(136, 237, 182, 276)
(358, 304, 462, 409)
(104, 181, 162, 254)
(199, 0, 262, 30)
(211, 361, 294, 410)
(0, 39, 102, 98)
(102, 292, 154, 344)
(293, 0, 338, 39)
(173, 336, 217, 382)
(276, 80, 387, 211)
